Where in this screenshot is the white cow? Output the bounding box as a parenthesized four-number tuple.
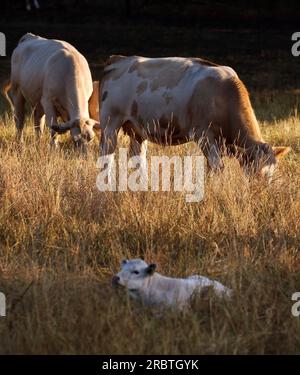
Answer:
(4, 33, 99, 147)
(112, 259, 232, 311)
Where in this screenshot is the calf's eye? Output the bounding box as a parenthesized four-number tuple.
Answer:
(132, 270, 139, 275)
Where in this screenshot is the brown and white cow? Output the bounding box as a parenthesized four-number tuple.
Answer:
(4, 33, 99, 147)
(99, 55, 290, 179)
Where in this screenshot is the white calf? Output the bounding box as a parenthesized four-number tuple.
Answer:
(112, 259, 232, 311)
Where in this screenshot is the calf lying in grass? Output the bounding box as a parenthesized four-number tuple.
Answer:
(112, 259, 232, 311)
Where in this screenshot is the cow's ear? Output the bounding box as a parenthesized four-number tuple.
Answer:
(121, 259, 128, 267)
(273, 146, 291, 159)
(146, 263, 156, 275)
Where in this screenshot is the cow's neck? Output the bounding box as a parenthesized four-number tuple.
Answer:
(66, 79, 90, 120)
(67, 104, 89, 122)
(233, 109, 264, 150)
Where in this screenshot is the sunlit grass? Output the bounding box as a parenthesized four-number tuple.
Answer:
(0, 92, 300, 354)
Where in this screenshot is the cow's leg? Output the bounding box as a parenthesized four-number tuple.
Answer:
(12, 89, 25, 142)
(33, 103, 45, 139)
(197, 133, 224, 172)
(99, 118, 122, 186)
(100, 123, 120, 156)
(41, 98, 59, 146)
(128, 136, 148, 176)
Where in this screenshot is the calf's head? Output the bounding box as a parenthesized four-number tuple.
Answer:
(112, 259, 157, 294)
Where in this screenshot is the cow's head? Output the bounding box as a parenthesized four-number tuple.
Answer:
(112, 259, 157, 296)
(231, 143, 291, 180)
(51, 118, 100, 148)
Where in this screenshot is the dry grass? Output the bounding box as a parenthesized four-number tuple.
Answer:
(0, 94, 300, 354)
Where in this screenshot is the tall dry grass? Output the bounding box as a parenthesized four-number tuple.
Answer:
(0, 94, 300, 354)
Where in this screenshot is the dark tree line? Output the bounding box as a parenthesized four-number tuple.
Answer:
(0, 0, 299, 27)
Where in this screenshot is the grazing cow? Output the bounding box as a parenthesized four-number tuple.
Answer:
(4, 33, 99, 147)
(112, 259, 232, 311)
(99, 55, 290, 179)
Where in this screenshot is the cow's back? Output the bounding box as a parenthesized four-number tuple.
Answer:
(101, 56, 207, 126)
(11, 34, 92, 106)
(101, 56, 239, 143)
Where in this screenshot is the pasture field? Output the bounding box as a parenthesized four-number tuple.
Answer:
(0, 13, 300, 353)
(0, 90, 300, 354)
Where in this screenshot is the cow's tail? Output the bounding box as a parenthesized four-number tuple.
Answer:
(2, 79, 14, 114)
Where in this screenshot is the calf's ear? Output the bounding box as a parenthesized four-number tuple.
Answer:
(146, 263, 157, 275)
